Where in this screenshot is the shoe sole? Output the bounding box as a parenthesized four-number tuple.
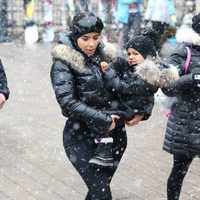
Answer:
(89, 158, 113, 168)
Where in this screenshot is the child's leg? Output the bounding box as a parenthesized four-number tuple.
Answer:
(88, 110, 131, 169)
(89, 135, 114, 169)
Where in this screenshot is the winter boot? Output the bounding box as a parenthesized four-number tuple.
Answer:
(89, 137, 113, 168)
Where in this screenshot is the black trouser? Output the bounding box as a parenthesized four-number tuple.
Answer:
(0, 0, 9, 42)
(123, 12, 141, 49)
(151, 21, 168, 51)
(167, 154, 193, 200)
(63, 123, 127, 200)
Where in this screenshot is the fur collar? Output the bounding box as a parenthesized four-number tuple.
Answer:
(134, 58, 179, 87)
(159, 65, 179, 87)
(51, 42, 119, 70)
(176, 27, 200, 46)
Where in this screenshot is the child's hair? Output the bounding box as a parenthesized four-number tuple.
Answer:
(126, 28, 158, 59)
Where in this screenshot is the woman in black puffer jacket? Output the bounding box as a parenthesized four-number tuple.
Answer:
(50, 12, 127, 200)
(161, 13, 200, 200)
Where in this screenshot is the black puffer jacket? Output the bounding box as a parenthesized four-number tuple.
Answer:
(51, 31, 120, 133)
(0, 59, 9, 99)
(103, 57, 159, 120)
(162, 27, 200, 156)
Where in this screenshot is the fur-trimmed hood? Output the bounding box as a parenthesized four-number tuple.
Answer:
(51, 42, 119, 70)
(134, 58, 179, 88)
(176, 27, 200, 46)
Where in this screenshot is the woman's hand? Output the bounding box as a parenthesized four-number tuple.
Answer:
(109, 115, 120, 131)
(125, 114, 144, 126)
(100, 61, 109, 72)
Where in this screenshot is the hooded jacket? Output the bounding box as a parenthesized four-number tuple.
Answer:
(51, 30, 120, 134)
(162, 27, 200, 156)
(0, 59, 9, 100)
(103, 57, 159, 120)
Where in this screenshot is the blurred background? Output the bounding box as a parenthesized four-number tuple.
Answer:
(0, 0, 200, 54)
(0, 0, 199, 47)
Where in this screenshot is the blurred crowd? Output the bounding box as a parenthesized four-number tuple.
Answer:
(0, 0, 199, 49)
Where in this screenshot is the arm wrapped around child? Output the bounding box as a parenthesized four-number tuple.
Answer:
(100, 57, 158, 126)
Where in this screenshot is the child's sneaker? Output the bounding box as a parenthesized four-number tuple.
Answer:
(89, 137, 113, 168)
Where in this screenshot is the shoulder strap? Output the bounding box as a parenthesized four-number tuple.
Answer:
(165, 46, 191, 118)
(184, 47, 191, 74)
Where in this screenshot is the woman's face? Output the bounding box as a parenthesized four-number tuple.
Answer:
(77, 32, 101, 56)
(127, 48, 145, 65)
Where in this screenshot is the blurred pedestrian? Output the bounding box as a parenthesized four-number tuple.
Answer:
(0, 59, 10, 108)
(115, 0, 144, 49)
(161, 13, 200, 200)
(50, 12, 127, 200)
(196, 0, 200, 14)
(144, 0, 170, 51)
(75, 0, 89, 13)
(98, 0, 117, 42)
(0, 0, 10, 42)
(181, 0, 196, 28)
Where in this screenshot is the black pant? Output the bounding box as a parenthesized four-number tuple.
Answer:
(0, 0, 9, 42)
(123, 12, 142, 49)
(63, 123, 127, 200)
(167, 154, 193, 200)
(151, 21, 168, 51)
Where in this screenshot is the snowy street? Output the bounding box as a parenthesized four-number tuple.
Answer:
(0, 43, 199, 200)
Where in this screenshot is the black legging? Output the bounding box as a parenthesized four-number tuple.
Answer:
(64, 124, 127, 200)
(167, 154, 193, 200)
(151, 21, 168, 51)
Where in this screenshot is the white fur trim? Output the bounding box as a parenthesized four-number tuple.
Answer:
(176, 27, 200, 46)
(51, 44, 85, 69)
(160, 65, 179, 87)
(135, 59, 179, 87)
(135, 59, 162, 87)
(51, 42, 118, 70)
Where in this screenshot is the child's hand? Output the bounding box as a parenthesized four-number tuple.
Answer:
(100, 61, 109, 72)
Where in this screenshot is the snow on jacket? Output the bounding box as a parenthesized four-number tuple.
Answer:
(103, 57, 158, 120)
(162, 27, 200, 156)
(0, 59, 9, 100)
(50, 30, 120, 134)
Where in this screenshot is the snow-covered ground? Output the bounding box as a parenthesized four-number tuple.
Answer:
(0, 42, 199, 200)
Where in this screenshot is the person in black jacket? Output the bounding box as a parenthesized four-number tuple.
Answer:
(160, 13, 200, 200)
(0, 59, 9, 108)
(101, 29, 159, 124)
(89, 30, 160, 169)
(50, 12, 129, 200)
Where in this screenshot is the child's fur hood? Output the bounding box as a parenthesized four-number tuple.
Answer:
(51, 42, 119, 70)
(134, 58, 179, 88)
(159, 65, 180, 87)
